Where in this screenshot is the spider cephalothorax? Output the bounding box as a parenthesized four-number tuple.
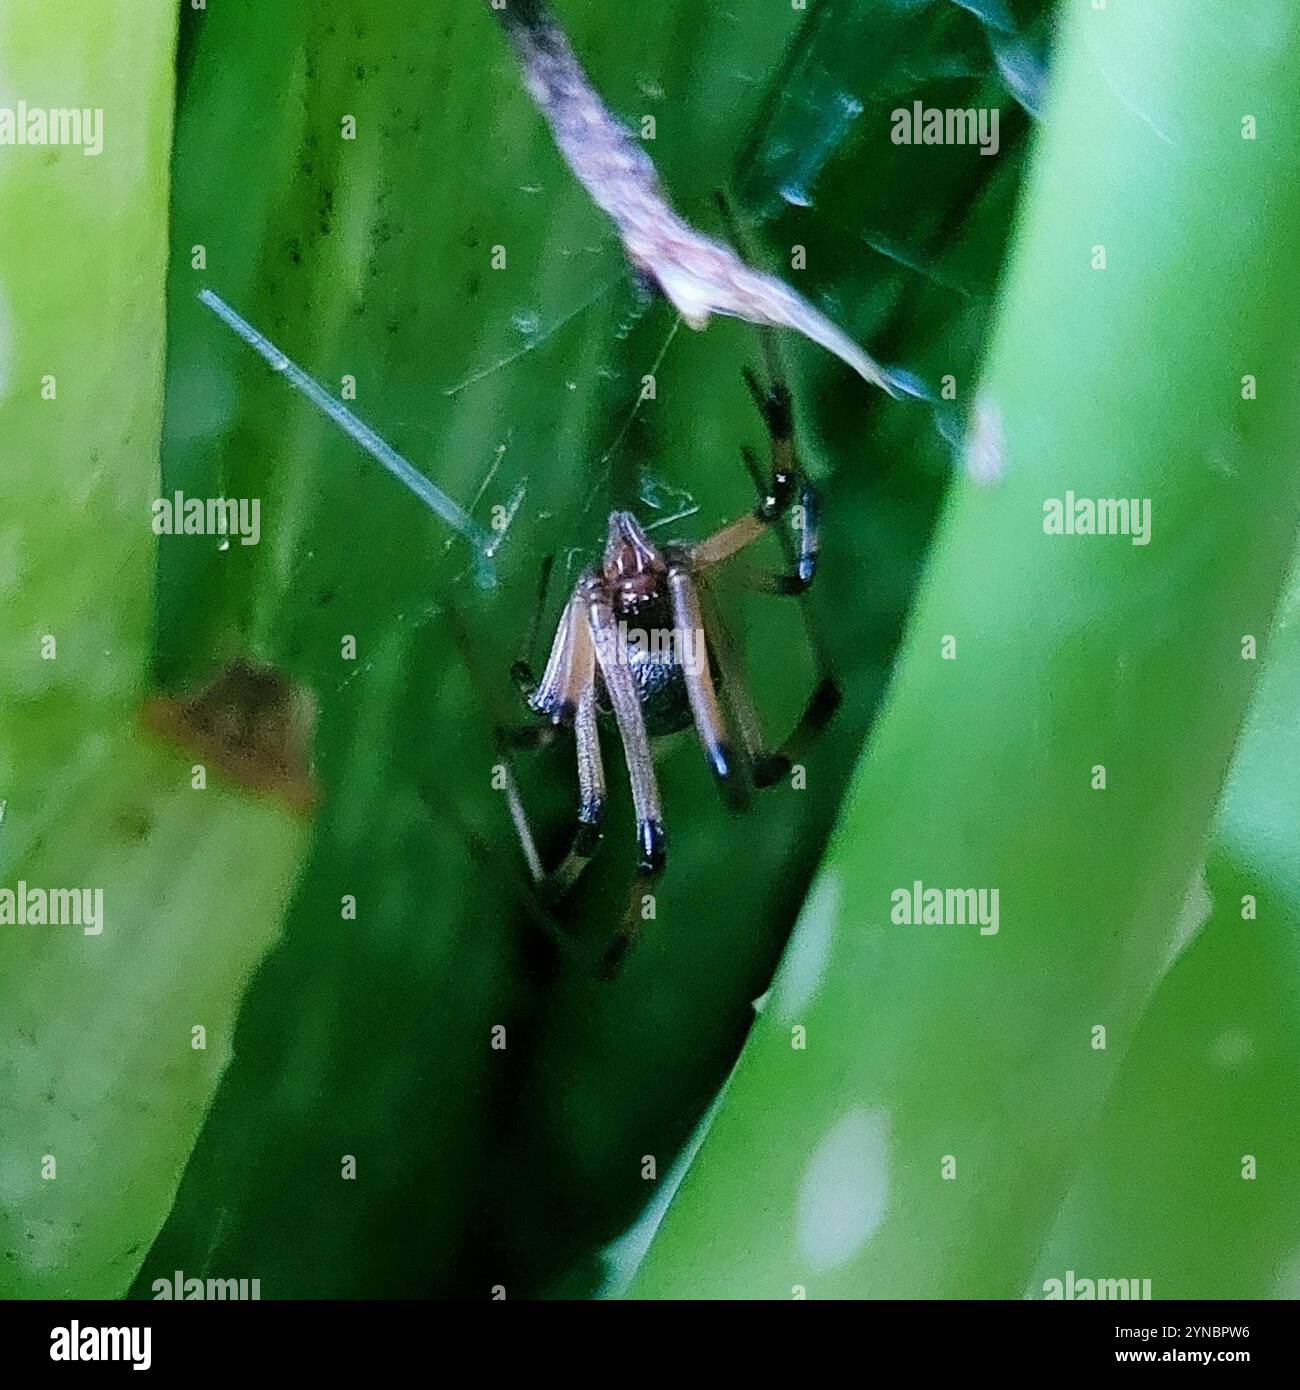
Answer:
(602, 509, 665, 607)
(510, 370, 840, 974)
(592, 511, 704, 742)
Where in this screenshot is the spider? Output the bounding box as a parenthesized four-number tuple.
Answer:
(508, 367, 841, 973)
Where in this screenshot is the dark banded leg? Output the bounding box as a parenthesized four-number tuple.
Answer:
(750, 677, 841, 788)
(737, 360, 840, 784)
(599, 874, 654, 981)
(501, 678, 607, 905)
(696, 362, 840, 787)
(536, 586, 607, 898)
(500, 684, 604, 907)
(589, 589, 666, 977)
(524, 570, 597, 724)
(437, 595, 587, 940)
(686, 372, 815, 592)
(588, 590, 665, 874)
(738, 366, 819, 593)
(543, 684, 606, 898)
(690, 567, 840, 793)
(693, 575, 766, 767)
(708, 191, 821, 591)
(497, 563, 610, 899)
(667, 563, 748, 811)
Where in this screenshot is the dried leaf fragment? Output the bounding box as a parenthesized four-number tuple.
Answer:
(490, 0, 900, 395)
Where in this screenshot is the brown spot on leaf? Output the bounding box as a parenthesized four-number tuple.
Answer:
(143, 660, 316, 814)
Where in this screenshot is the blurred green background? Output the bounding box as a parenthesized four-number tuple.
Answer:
(2, 0, 1297, 1300)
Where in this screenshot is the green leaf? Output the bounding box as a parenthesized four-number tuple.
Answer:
(1031, 560, 1300, 1299)
(0, 0, 175, 839)
(0, 2, 313, 1299)
(0, 725, 308, 1297)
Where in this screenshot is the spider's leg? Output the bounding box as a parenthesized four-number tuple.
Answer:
(737, 367, 819, 593)
(554, 682, 606, 893)
(689, 562, 839, 792)
(510, 551, 557, 704)
(692, 572, 765, 765)
(750, 675, 841, 788)
(427, 599, 575, 955)
(500, 756, 546, 883)
(696, 190, 818, 584)
(588, 591, 665, 872)
(525, 574, 592, 723)
(685, 373, 813, 587)
(415, 765, 576, 957)
(536, 669, 608, 903)
(496, 705, 605, 905)
(603, 876, 651, 981)
(679, 210, 839, 777)
(691, 362, 840, 786)
(735, 367, 840, 783)
(504, 584, 607, 901)
(666, 562, 749, 811)
(446, 567, 596, 899)
(588, 588, 666, 976)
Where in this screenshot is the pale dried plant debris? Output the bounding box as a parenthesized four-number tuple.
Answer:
(489, 0, 901, 396)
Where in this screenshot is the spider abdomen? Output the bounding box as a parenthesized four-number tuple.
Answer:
(599, 590, 704, 738)
(624, 647, 692, 737)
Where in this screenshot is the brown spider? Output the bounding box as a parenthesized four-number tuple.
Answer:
(509, 369, 840, 971)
